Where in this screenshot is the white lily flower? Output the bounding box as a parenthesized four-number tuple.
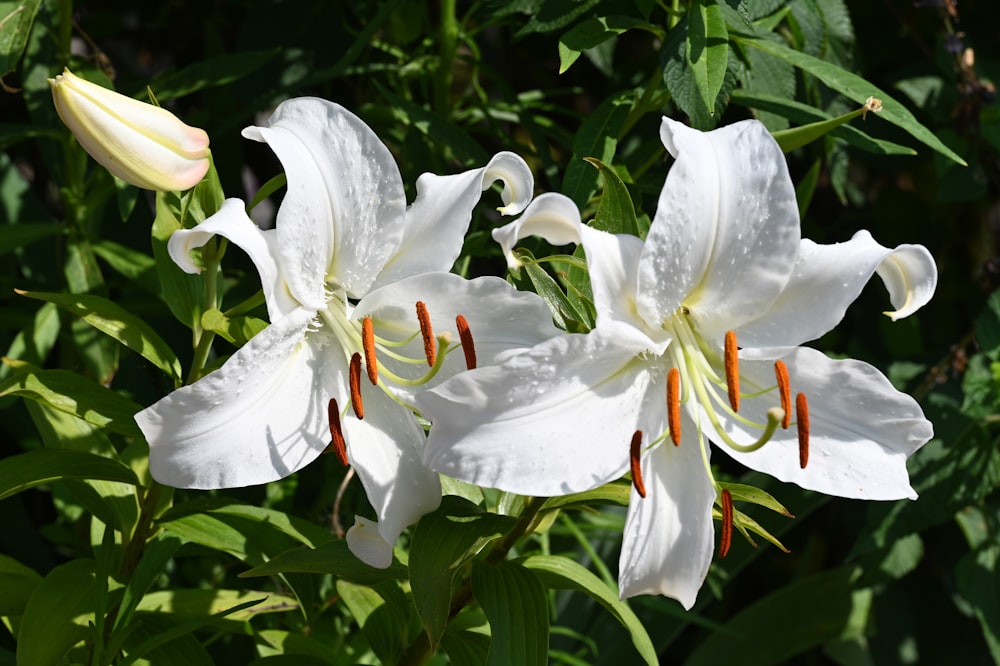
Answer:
(48, 68, 210, 191)
(134, 98, 559, 566)
(418, 118, 936, 608)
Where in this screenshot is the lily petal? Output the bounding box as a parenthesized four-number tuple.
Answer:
(737, 231, 938, 348)
(491, 193, 649, 333)
(137, 307, 343, 488)
(637, 118, 800, 335)
(419, 326, 657, 496)
(720, 346, 931, 500)
(619, 426, 716, 609)
(168, 198, 297, 320)
(372, 152, 534, 290)
(346, 516, 395, 569)
(342, 386, 441, 553)
(243, 98, 407, 306)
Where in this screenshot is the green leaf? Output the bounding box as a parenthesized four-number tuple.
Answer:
(0, 554, 41, 616)
(0, 222, 63, 254)
(17, 289, 183, 383)
(471, 560, 549, 666)
(0, 301, 59, 382)
(240, 539, 406, 585)
(92, 240, 158, 294)
(522, 259, 587, 332)
(584, 158, 639, 236)
(110, 533, 184, 637)
(0, 0, 42, 77)
(16, 558, 96, 666)
(558, 16, 656, 73)
(688, 0, 730, 115)
(686, 567, 865, 666)
(521, 555, 657, 666)
(562, 91, 633, 206)
(731, 32, 966, 165)
(146, 49, 278, 99)
(721, 481, 794, 517)
(541, 479, 631, 511)
(152, 191, 207, 329)
(956, 540, 1000, 661)
(135, 589, 297, 622)
(795, 158, 821, 217)
(64, 239, 120, 384)
(0, 449, 139, 501)
(440, 609, 490, 666)
(409, 496, 516, 646)
(514, 0, 601, 37)
(201, 308, 267, 346)
(0, 361, 144, 438)
(336, 580, 410, 664)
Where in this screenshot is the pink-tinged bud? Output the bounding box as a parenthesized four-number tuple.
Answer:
(48, 68, 210, 191)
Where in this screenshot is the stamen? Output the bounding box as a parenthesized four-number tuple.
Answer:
(416, 301, 436, 367)
(629, 430, 646, 498)
(719, 488, 733, 558)
(349, 353, 364, 420)
(326, 399, 349, 466)
(667, 367, 681, 446)
(724, 330, 740, 412)
(455, 314, 477, 370)
(796, 392, 809, 469)
(362, 317, 378, 385)
(774, 360, 791, 429)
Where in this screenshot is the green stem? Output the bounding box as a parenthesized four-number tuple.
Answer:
(436, 0, 458, 114)
(186, 238, 226, 382)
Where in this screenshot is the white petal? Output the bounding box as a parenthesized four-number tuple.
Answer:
(354, 272, 561, 397)
(619, 427, 716, 609)
(719, 346, 932, 500)
(137, 307, 342, 488)
(346, 516, 395, 569)
(737, 231, 938, 348)
(243, 98, 407, 305)
(167, 198, 298, 320)
(418, 326, 657, 496)
(371, 152, 534, 290)
(637, 119, 800, 334)
(342, 386, 441, 549)
(491, 193, 651, 334)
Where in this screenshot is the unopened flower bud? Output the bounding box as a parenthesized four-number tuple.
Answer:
(48, 68, 210, 191)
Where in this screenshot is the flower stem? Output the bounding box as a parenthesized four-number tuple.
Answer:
(436, 0, 458, 114)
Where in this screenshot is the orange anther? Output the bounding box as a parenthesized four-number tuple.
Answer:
(361, 317, 378, 385)
(326, 399, 349, 466)
(724, 330, 740, 412)
(349, 353, 364, 420)
(796, 392, 809, 469)
(416, 301, 436, 366)
(629, 430, 646, 498)
(774, 360, 791, 429)
(455, 314, 477, 370)
(719, 488, 733, 558)
(667, 367, 681, 446)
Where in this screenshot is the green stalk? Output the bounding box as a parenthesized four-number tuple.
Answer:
(436, 0, 458, 114)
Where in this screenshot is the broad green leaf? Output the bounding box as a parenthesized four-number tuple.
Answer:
(64, 239, 120, 384)
(0, 222, 63, 254)
(336, 580, 410, 664)
(584, 157, 639, 236)
(201, 308, 267, 346)
(514, 0, 601, 37)
(662, 16, 735, 130)
(471, 560, 548, 666)
(409, 496, 516, 646)
(0, 0, 41, 76)
(521, 555, 657, 666)
(136, 589, 297, 622)
(0, 449, 139, 501)
(18, 289, 183, 382)
(16, 558, 95, 666)
(121, 613, 213, 666)
(687, 0, 730, 115)
(558, 16, 657, 73)
(686, 567, 865, 666)
(0, 301, 59, 383)
(562, 91, 633, 206)
(795, 158, 822, 218)
(721, 482, 794, 517)
(0, 360, 144, 438)
(240, 539, 406, 585)
(956, 541, 1000, 661)
(152, 191, 207, 329)
(146, 49, 278, 99)
(440, 609, 490, 666)
(92, 240, 159, 294)
(731, 32, 966, 165)
(0, 554, 41, 616)
(255, 629, 344, 664)
(522, 259, 584, 332)
(541, 480, 631, 511)
(771, 101, 879, 152)
(110, 533, 184, 638)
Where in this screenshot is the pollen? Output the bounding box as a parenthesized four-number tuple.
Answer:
(719, 488, 733, 558)
(349, 353, 365, 420)
(416, 301, 436, 367)
(629, 430, 646, 498)
(667, 367, 681, 446)
(361, 316, 378, 385)
(774, 360, 791, 429)
(796, 392, 809, 469)
(456, 314, 477, 370)
(326, 398, 349, 466)
(724, 330, 740, 412)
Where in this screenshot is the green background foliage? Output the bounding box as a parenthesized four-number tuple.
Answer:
(1, 0, 998, 663)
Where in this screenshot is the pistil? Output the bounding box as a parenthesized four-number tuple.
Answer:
(629, 430, 646, 498)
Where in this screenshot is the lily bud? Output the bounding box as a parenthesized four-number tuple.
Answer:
(48, 68, 210, 191)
